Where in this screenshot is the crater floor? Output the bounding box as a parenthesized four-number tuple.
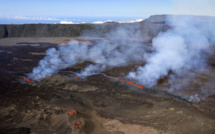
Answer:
(0, 37, 215, 134)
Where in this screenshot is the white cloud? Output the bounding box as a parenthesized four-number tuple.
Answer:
(135, 19, 143, 22)
(60, 21, 74, 24)
(119, 20, 134, 23)
(119, 19, 143, 23)
(92, 21, 104, 24)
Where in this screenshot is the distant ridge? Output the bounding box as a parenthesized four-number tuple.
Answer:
(1, 15, 214, 39)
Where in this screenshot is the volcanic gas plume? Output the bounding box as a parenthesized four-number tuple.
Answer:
(28, 24, 149, 81)
(127, 16, 215, 89)
(28, 15, 215, 101)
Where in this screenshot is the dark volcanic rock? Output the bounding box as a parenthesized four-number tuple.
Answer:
(0, 127, 30, 134)
(0, 24, 93, 38)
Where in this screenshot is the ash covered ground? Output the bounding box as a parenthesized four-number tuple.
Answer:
(0, 37, 215, 134)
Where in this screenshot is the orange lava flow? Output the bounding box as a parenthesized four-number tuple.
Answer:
(74, 121, 82, 130)
(59, 70, 145, 90)
(162, 91, 167, 95)
(113, 77, 144, 90)
(118, 78, 125, 82)
(59, 71, 173, 96)
(74, 77, 80, 80)
(127, 81, 144, 90)
(68, 109, 77, 115)
(59, 71, 171, 97)
(23, 77, 35, 82)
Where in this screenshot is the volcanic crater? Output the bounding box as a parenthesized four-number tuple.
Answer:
(0, 36, 215, 134)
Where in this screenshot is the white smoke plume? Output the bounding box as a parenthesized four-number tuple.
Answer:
(28, 14, 215, 101)
(28, 24, 150, 81)
(127, 15, 215, 88)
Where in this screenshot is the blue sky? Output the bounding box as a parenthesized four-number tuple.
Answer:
(1, 0, 173, 17)
(0, 0, 215, 24)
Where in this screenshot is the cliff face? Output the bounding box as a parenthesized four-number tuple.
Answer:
(0, 24, 94, 38)
(1, 15, 215, 39)
(0, 15, 171, 39)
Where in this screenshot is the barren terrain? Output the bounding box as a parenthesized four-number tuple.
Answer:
(0, 37, 215, 134)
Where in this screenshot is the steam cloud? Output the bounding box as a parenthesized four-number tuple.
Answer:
(29, 15, 215, 96)
(128, 16, 215, 87)
(28, 24, 149, 81)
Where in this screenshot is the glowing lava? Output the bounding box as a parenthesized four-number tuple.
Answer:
(118, 78, 125, 82)
(114, 77, 144, 90)
(68, 109, 77, 115)
(74, 121, 82, 130)
(127, 81, 144, 90)
(60, 70, 145, 90)
(162, 91, 167, 95)
(73, 77, 80, 80)
(23, 77, 35, 82)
